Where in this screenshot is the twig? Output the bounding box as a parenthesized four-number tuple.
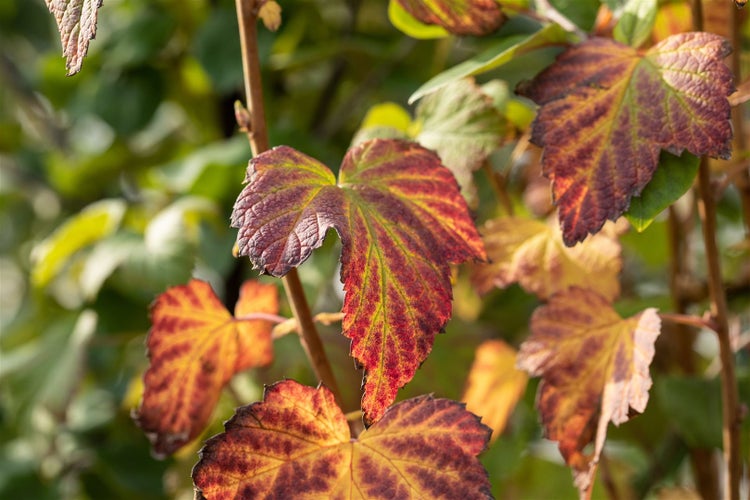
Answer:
(659, 312, 718, 333)
(234, 0, 345, 410)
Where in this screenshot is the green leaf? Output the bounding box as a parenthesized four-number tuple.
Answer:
(656, 377, 722, 448)
(32, 199, 126, 287)
(388, 0, 450, 39)
(409, 24, 568, 104)
(613, 0, 658, 48)
(625, 152, 699, 232)
(415, 78, 505, 205)
(231, 140, 486, 424)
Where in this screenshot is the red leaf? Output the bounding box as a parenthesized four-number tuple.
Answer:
(134, 280, 277, 456)
(192, 380, 492, 499)
(231, 139, 486, 424)
(520, 33, 733, 245)
(395, 0, 505, 36)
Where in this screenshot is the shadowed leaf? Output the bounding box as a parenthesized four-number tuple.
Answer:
(462, 340, 528, 442)
(472, 216, 621, 301)
(393, 0, 505, 36)
(192, 380, 492, 499)
(517, 288, 661, 493)
(134, 279, 277, 457)
(519, 32, 733, 245)
(231, 139, 486, 424)
(45, 0, 103, 75)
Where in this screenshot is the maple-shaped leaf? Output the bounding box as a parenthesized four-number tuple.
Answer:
(45, 0, 103, 75)
(394, 0, 505, 36)
(415, 78, 506, 205)
(472, 216, 621, 301)
(462, 340, 528, 442)
(516, 288, 661, 493)
(192, 380, 492, 499)
(231, 139, 486, 424)
(134, 279, 277, 457)
(519, 32, 733, 245)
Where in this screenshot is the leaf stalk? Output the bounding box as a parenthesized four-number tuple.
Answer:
(234, 0, 345, 410)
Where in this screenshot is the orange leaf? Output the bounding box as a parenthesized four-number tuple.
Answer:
(520, 33, 733, 245)
(517, 288, 661, 493)
(231, 139, 486, 424)
(462, 340, 528, 442)
(472, 216, 622, 301)
(192, 380, 492, 499)
(134, 279, 277, 457)
(394, 0, 505, 36)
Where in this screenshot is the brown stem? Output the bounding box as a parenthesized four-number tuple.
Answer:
(482, 161, 514, 215)
(729, 4, 750, 236)
(659, 312, 717, 333)
(697, 157, 741, 500)
(235, 0, 345, 409)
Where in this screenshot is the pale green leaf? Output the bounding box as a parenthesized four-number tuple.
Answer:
(614, 0, 658, 48)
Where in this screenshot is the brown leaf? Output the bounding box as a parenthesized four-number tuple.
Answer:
(45, 0, 103, 75)
(517, 288, 661, 493)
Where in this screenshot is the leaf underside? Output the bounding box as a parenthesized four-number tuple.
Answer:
(45, 0, 103, 75)
(520, 32, 733, 245)
(231, 139, 486, 425)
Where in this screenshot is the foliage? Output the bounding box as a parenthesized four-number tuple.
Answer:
(2, 0, 749, 499)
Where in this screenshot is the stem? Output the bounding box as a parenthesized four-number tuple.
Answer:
(696, 157, 741, 500)
(729, 4, 750, 237)
(235, 0, 345, 409)
(482, 161, 514, 215)
(659, 312, 717, 333)
(236, 312, 290, 324)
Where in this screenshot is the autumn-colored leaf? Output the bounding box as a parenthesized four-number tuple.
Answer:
(134, 279, 277, 457)
(462, 340, 528, 442)
(519, 32, 733, 245)
(192, 380, 492, 499)
(45, 0, 103, 75)
(472, 216, 622, 301)
(516, 288, 661, 493)
(394, 0, 505, 36)
(231, 139, 486, 424)
(415, 78, 506, 205)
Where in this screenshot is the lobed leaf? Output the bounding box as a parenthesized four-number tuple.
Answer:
(393, 0, 505, 36)
(462, 340, 528, 442)
(472, 216, 622, 301)
(517, 288, 661, 493)
(134, 279, 277, 457)
(45, 0, 103, 75)
(231, 139, 486, 424)
(192, 380, 492, 499)
(520, 32, 733, 245)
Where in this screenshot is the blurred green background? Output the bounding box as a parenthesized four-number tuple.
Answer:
(1, 0, 748, 498)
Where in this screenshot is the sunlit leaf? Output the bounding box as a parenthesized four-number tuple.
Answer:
(45, 0, 103, 75)
(415, 78, 505, 205)
(613, 0, 658, 48)
(462, 340, 528, 442)
(517, 288, 661, 493)
(519, 33, 733, 245)
(32, 199, 126, 288)
(134, 279, 277, 457)
(393, 0, 505, 36)
(625, 152, 699, 232)
(472, 216, 622, 301)
(409, 24, 568, 104)
(192, 380, 492, 499)
(388, 0, 450, 39)
(231, 139, 486, 424)
(651, 2, 692, 42)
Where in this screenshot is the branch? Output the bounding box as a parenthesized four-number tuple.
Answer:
(234, 0, 345, 410)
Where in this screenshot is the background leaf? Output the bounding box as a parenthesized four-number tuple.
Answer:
(613, 0, 658, 48)
(393, 0, 505, 36)
(45, 0, 102, 75)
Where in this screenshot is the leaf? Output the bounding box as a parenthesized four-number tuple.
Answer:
(388, 0, 450, 39)
(613, 0, 658, 48)
(472, 216, 622, 301)
(625, 152, 699, 232)
(393, 0, 505, 36)
(462, 340, 528, 442)
(516, 288, 661, 493)
(192, 380, 492, 499)
(519, 33, 733, 245)
(134, 279, 277, 457)
(31, 199, 126, 288)
(231, 139, 486, 424)
(45, 0, 103, 75)
(409, 24, 568, 104)
(414, 78, 506, 206)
